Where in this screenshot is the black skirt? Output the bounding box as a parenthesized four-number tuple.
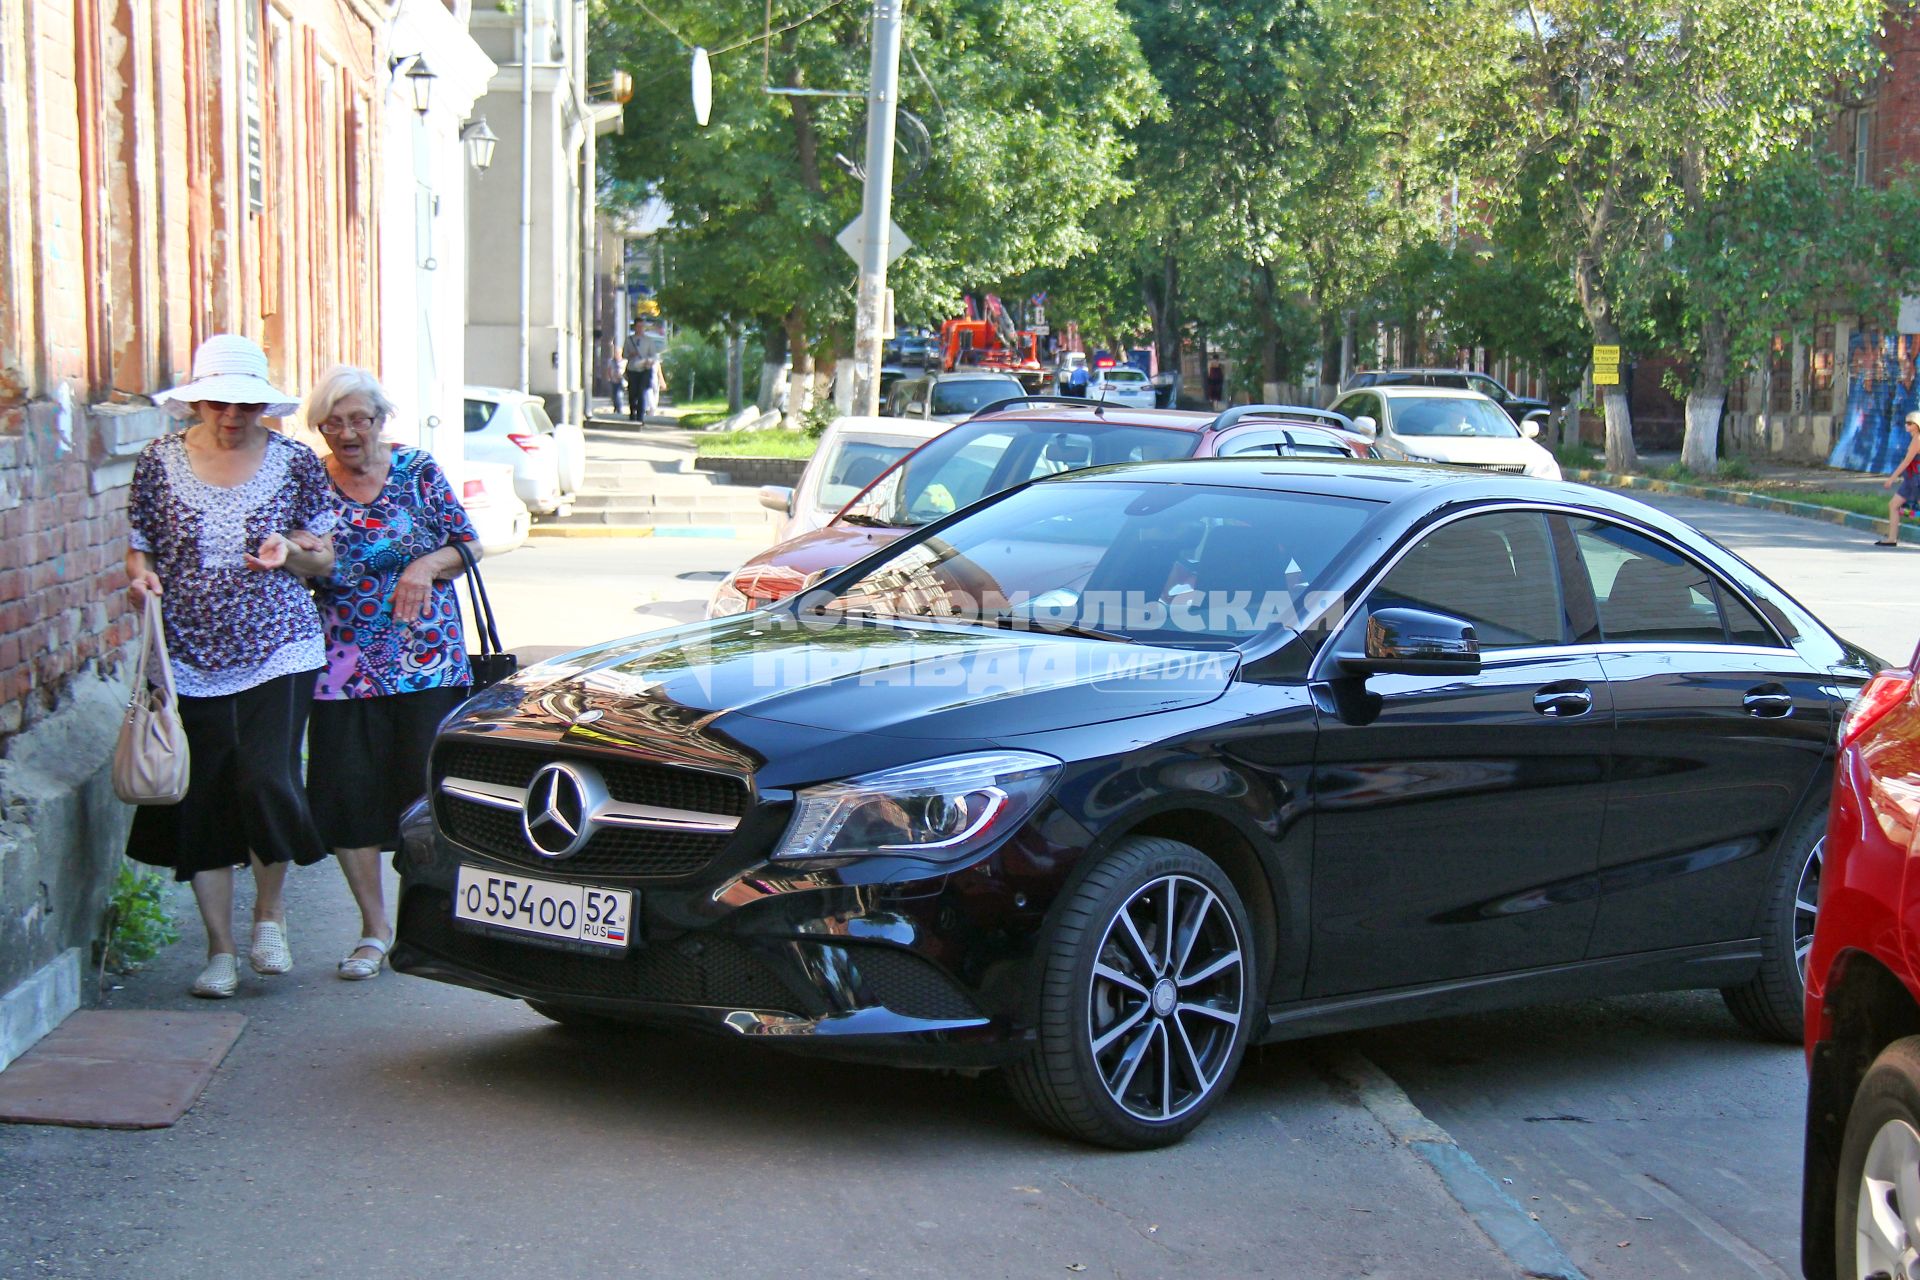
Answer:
(306, 687, 466, 851)
(125, 669, 329, 882)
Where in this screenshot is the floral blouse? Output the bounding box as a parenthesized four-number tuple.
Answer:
(128, 431, 341, 698)
(312, 446, 479, 700)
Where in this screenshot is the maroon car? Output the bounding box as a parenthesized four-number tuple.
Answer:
(710, 400, 1380, 615)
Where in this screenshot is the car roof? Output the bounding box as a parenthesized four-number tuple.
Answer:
(823, 415, 948, 444)
(969, 404, 1214, 432)
(1369, 385, 1496, 401)
(464, 384, 535, 403)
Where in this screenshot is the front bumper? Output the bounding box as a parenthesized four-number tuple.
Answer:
(389, 805, 1059, 1070)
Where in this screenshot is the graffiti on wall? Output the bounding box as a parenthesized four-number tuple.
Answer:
(1830, 331, 1920, 473)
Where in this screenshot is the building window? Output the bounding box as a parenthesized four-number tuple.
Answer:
(1856, 111, 1872, 188)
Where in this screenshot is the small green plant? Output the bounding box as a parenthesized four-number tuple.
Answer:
(801, 401, 840, 440)
(102, 863, 179, 974)
(1653, 461, 1697, 483)
(1554, 443, 1602, 471)
(1717, 455, 1755, 481)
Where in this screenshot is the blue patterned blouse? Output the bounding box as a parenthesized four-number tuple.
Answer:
(312, 446, 479, 699)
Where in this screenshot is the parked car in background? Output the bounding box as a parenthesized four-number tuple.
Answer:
(886, 334, 933, 367)
(438, 457, 528, 556)
(464, 386, 586, 517)
(757, 414, 951, 541)
(1088, 365, 1157, 409)
(1328, 385, 1561, 479)
(395, 459, 1869, 1148)
(885, 371, 1027, 423)
(710, 401, 1376, 616)
(1343, 368, 1550, 425)
(1800, 640, 1920, 1280)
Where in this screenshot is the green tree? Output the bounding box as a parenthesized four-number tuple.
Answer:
(594, 0, 1154, 416)
(1475, 0, 1889, 471)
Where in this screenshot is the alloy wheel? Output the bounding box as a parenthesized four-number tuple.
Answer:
(1086, 873, 1244, 1123)
(1855, 1114, 1920, 1279)
(1796, 836, 1824, 984)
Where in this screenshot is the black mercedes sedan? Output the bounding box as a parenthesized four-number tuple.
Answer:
(392, 459, 1876, 1148)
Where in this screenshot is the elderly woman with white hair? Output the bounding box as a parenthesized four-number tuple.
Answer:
(301, 365, 480, 980)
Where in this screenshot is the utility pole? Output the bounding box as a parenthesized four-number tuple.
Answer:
(518, 0, 534, 394)
(848, 0, 904, 417)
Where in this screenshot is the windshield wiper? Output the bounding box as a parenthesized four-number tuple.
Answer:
(839, 511, 901, 528)
(978, 614, 1137, 644)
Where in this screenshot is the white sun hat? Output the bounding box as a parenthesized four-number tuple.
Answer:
(154, 334, 301, 419)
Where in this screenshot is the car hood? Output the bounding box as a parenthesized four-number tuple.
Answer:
(1393, 435, 1549, 466)
(498, 614, 1237, 743)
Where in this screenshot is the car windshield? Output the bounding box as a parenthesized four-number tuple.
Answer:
(1389, 396, 1521, 438)
(817, 480, 1380, 646)
(815, 439, 918, 512)
(838, 420, 1197, 529)
(1100, 369, 1148, 384)
(931, 378, 1025, 416)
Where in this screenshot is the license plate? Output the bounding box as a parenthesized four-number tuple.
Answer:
(453, 865, 633, 952)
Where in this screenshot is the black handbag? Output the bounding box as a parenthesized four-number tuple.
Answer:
(453, 540, 518, 689)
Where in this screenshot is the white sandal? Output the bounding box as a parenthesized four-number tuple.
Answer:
(337, 936, 390, 981)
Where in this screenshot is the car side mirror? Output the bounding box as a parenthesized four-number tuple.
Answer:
(1338, 607, 1481, 677)
(1351, 415, 1378, 439)
(759, 484, 795, 514)
(1521, 411, 1546, 439)
(908, 401, 927, 416)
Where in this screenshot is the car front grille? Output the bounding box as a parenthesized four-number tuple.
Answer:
(1457, 462, 1530, 475)
(432, 740, 747, 881)
(399, 888, 810, 1014)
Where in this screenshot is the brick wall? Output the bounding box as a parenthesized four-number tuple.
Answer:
(0, 402, 162, 739)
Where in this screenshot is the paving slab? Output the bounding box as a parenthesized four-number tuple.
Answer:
(0, 1010, 246, 1130)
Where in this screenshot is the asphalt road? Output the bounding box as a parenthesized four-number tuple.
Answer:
(5, 492, 1910, 1280)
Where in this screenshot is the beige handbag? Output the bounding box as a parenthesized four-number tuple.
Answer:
(112, 593, 190, 805)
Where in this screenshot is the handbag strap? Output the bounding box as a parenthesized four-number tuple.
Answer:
(451, 540, 503, 658)
(137, 592, 177, 703)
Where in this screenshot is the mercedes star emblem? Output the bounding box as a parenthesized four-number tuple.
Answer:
(521, 762, 607, 859)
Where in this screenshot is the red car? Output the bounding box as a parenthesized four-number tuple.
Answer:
(1804, 641, 1920, 1279)
(710, 400, 1382, 616)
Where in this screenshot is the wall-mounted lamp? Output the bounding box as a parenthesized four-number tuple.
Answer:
(459, 117, 499, 173)
(389, 52, 437, 115)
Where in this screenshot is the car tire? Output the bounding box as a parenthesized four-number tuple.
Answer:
(1836, 1036, 1920, 1278)
(1007, 836, 1257, 1150)
(525, 1000, 633, 1034)
(1721, 805, 1825, 1042)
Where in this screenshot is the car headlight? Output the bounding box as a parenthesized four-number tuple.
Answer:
(1527, 451, 1563, 480)
(772, 751, 1062, 863)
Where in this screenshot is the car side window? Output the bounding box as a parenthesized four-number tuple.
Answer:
(1568, 519, 1781, 646)
(463, 399, 493, 433)
(1216, 429, 1291, 457)
(1333, 393, 1378, 423)
(1365, 511, 1566, 650)
(1466, 375, 1506, 402)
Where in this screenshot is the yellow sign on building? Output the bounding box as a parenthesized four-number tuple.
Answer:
(1592, 345, 1622, 386)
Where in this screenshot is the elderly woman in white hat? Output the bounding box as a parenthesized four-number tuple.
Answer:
(123, 334, 340, 999)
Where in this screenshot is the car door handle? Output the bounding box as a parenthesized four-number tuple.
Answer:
(1533, 682, 1593, 718)
(1745, 685, 1795, 718)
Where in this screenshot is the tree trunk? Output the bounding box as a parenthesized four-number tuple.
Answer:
(1575, 247, 1637, 472)
(1254, 264, 1283, 401)
(1681, 311, 1730, 474)
(782, 305, 813, 428)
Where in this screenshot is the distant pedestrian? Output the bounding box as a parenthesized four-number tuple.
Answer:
(123, 335, 339, 999)
(1206, 362, 1226, 408)
(302, 366, 479, 980)
(1876, 408, 1920, 546)
(622, 319, 660, 421)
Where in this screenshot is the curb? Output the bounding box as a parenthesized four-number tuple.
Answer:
(1566, 467, 1918, 544)
(529, 525, 766, 540)
(1314, 1047, 1588, 1280)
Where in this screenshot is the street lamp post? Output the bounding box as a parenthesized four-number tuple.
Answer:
(848, 0, 904, 418)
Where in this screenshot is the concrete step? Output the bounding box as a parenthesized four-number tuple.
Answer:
(569, 490, 770, 513)
(583, 457, 702, 477)
(542, 507, 780, 528)
(575, 472, 730, 496)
